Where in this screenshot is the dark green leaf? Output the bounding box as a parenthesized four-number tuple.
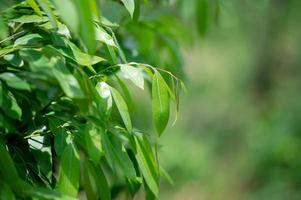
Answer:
(57, 143, 80, 197)
(134, 136, 159, 197)
(152, 71, 170, 136)
(196, 0, 209, 37)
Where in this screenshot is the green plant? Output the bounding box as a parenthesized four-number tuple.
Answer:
(0, 0, 185, 199)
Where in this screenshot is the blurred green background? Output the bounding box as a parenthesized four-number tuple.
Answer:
(155, 1, 301, 200)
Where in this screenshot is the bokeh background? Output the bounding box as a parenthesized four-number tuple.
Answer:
(155, 1, 301, 200)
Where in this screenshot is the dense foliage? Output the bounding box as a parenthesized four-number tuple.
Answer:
(0, 0, 196, 199)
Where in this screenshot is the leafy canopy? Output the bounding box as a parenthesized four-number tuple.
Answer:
(0, 0, 188, 199)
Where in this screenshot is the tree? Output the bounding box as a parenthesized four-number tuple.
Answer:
(0, 0, 185, 199)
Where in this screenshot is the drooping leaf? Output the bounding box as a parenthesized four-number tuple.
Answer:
(101, 131, 136, 178)
(83, 160, 111, 200)
(51, 57, 84, 99)
(134, 136, 159, 197)
(0, 72, 30, 91)
(57, 143, 80, 197)
(152, 70, 170, 136)
(121, 0, 135, 18)
(110, 86, 132, 132)
(120, 64, 144, 89)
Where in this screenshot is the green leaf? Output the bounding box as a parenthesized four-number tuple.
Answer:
(73, 0, 96, 54)
(36, 0, 58, 29)
(121, 0, 135, 18)
(0, 144, 27, 193)
(83, 160, 111, 200)
(110, 86, 132, 132)
(196, 0, 209, 37)
(3, 54, 24, 67)
(95, 25, 117, 47)
(57, 143, 80, 197)
(0, 72, 30, 91)
(101, 131, 136, 178)
(51, 57, 84, 99)
(152, 71, 170, 136)
(84, 124, 103, 163)
(120, 64, 144, 89)
(0, 85, 22, 120)
(134, 136, 159, 197)
(0, 182, 15, 200)
(26, 0, 42, 16)
(11, 15, 48, 23)
(52, 0, 78, 33)
(14, 33, 43, 46)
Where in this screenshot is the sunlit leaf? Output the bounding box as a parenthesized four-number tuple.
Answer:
(121, 0, 135, 18)
(120, 64, 144, 89)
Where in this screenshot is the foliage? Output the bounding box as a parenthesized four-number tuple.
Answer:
(0, 0, 190, 199)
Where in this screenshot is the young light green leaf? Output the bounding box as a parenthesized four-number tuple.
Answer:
(57, 143, 80, 197)
(26, 0, 42, 16)
(110, 86, 132, 132)
(120, 64, 144, 89)
(51, 57, 84, 99)
(121, 0, 135, 18)
(95, 25, 117, 47)
(0, 72, 30, 91)
(152, 71, 170, 136)
(134, 137, 159, 197)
